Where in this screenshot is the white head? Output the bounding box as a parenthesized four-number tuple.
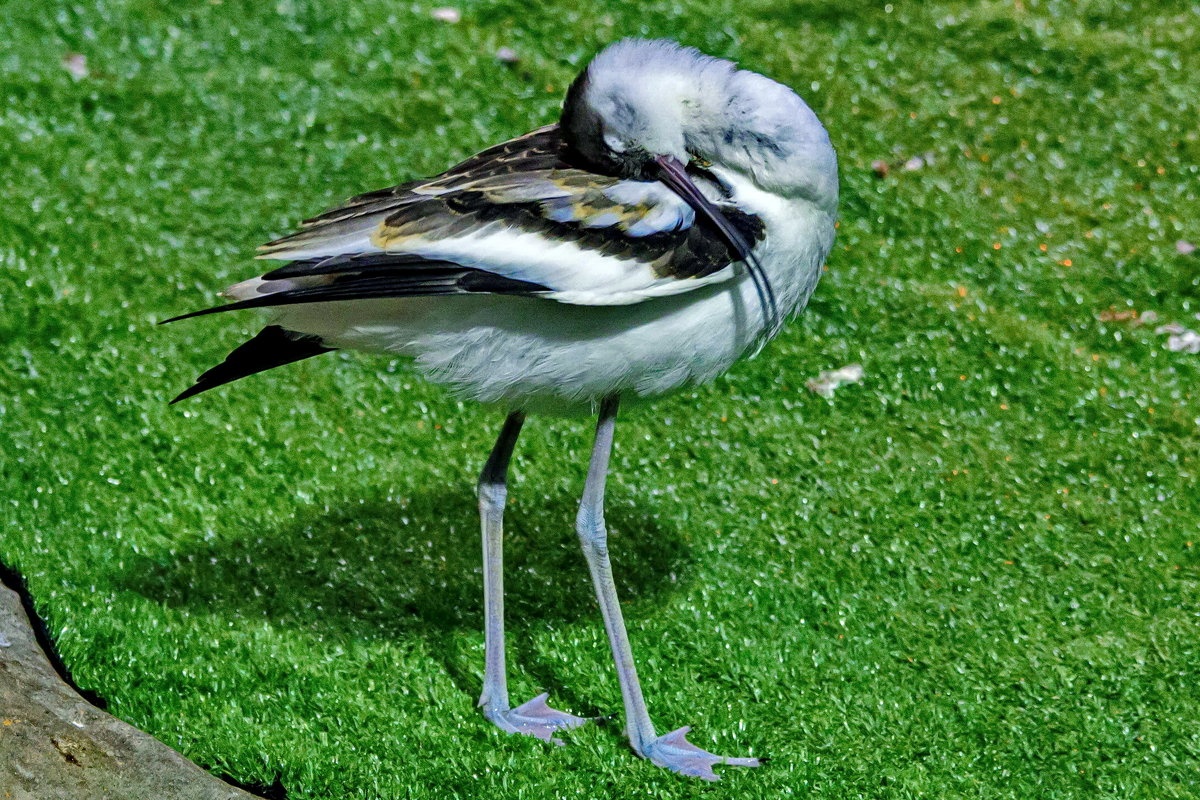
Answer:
(561, 39, 838, 214)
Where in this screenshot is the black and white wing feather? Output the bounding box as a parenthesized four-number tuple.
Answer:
(168, 125, 762, 322)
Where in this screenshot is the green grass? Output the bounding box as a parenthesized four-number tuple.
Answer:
(3, 0, 1199, 797)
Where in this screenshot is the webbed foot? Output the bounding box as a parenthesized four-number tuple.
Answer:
(483, 692, 591, 746)
(640, 726, 760, 781)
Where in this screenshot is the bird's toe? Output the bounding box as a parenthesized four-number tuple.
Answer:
(484, 692, 591, 746)
(639, 726, 760, 781)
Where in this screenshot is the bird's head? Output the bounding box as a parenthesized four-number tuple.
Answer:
(561, 39, 838, 215)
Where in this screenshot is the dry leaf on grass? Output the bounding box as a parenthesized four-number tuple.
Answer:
(871, 153, 935, 178)
(61, 52, 88, 79)
(1097, 308, 1139, 322)
(806, 364, 864, 398)
(1152, 322, 1200, 353)
(1155, 322, 1187, 335)
(1166, 330, 1200, 353)
(903, 153, 934, 171)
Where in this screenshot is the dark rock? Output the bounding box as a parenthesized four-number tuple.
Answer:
(0, 579, 262, 800)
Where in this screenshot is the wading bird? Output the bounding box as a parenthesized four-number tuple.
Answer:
(167, 39, 838, 780)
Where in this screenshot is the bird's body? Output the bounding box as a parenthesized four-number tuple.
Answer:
(257, 144, 832, 412)
(168, 39, 837, 780)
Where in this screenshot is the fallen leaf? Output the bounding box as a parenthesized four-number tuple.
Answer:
(61, 53, 88, 79)
(873, 152, 934, 178)
(1155, 322, 1187, 335)
(496, 47, 519, 63)
(431, 7, 461, 22)
(806, 364, 864, 398)
(1167, 330, 1200, 353)
(1177, 240, 1196, 255)
(905, 152, 934, 171)
(1097, 308, 1138, 322)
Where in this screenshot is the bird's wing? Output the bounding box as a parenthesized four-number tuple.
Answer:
(246, 125, 763, 307)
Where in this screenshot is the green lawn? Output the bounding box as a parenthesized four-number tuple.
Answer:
(3, 0, 1199, 797)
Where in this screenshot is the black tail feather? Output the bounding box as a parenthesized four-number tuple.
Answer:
(171, 326, 335, 404)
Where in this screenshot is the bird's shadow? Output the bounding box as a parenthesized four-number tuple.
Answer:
(119, 485, 690, 704)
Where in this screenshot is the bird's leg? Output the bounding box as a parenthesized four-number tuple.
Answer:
(477, 409, 588, 745)
(576, 395, 760, 780)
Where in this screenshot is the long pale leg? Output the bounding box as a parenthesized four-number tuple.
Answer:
(477, 410, 588, 745)
(576, 395, 759, 780)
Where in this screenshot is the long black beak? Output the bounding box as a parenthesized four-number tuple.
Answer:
(652, 156, 779, 337)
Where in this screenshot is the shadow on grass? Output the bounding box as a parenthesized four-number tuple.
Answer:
(118, 485, 690, 702)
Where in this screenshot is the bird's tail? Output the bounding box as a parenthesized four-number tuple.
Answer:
(170, 325, 334, 403)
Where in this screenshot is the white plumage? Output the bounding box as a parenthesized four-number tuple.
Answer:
(168, 38, 838, 781)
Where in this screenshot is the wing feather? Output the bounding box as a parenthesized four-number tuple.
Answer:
(163, 261, 550, 323)
(246, 125, 762, 306)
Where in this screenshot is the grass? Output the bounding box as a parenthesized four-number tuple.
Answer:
(2, 0, 1199, 797)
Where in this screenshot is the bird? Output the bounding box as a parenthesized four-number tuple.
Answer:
(165, 38, 838, 781)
